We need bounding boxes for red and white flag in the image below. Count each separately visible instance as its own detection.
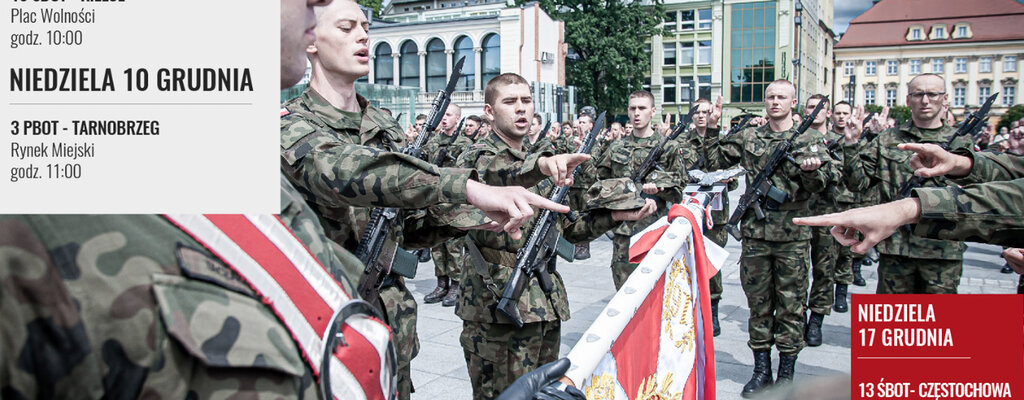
[565,203,728,400]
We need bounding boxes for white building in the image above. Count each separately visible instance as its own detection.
[368,1,573,124]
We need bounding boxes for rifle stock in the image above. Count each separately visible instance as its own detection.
[496,112,606,328]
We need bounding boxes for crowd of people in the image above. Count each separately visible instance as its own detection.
[4,1,1022,399]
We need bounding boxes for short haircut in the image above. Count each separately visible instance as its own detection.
[908,73,945,88]
[484,73,530,105]
[578,114,593,124]
[628,90,655,105]
[611,121,623,129]
[694,98,711,106]
[467,115,482,124]
[533,115,542,124]
[806,94,829,109]
[833,101,852,112]
[415,114,427,121]
[766,80,796,97]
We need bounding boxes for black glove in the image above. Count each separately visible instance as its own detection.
[495,358,571,400]
[534,383,587,400]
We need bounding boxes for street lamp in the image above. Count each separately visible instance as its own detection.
[793,1,803,109]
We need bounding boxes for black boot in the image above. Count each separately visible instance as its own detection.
[852,260,867,287]
[741,350,773,398]
[416,249,432,263]
[804,312,824,347]
[574,243,591,260]
[833,284,849,313]
[441,281,459,307]
[1002,263,1014,274]
[424,276,448,304]
[711,299,721,337]
[776,353,797,384]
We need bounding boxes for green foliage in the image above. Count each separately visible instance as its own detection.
[998,104,1024,130]
[529,0,665,116]
[863,104,911,124]
[358,0,384,18]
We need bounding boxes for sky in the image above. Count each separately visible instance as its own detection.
[833,0,875,34]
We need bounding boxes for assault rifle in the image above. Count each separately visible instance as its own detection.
[495,112,606,328]
[355,56,465,306]
[432,117,466,166]
[858,111,878,143]
[691,113,756,171]
[724,96,829,240]
[631,105,699,184]
[896,92,998,199]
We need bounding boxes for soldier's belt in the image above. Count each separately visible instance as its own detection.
[775,200,808,211]
[478,247,518,267]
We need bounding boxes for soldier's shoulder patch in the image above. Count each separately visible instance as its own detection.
[280,108,290,118]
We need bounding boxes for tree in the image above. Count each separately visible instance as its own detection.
[530,0,664,116]
[357,0,384,18]
[998,104,1024,131]
[864,104,911,124]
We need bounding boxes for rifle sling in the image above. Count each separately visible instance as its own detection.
[464,237,501,298]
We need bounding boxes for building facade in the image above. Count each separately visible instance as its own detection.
[650,0,834,121]
[834,0,1024,125]
[367,1,574,126]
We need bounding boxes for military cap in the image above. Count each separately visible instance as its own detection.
[585,178,646,211]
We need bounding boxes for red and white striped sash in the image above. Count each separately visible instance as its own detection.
[164,214,393,400]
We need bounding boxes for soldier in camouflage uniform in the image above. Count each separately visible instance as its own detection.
[841,74,971,294]
[679,96,737,337]
[704,80,838,397]
[597,91,695,290]
[828,101,872,313]
[422,103,472,306]
[452,73,655,400]
[279,3,586,396]
[796,143,1024,249]
[801,94,843,347]
[1,2,578,397]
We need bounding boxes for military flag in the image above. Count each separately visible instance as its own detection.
[564,201,728,400]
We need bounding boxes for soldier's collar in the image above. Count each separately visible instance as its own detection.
[487,131,528,160]
[301,87,363,132]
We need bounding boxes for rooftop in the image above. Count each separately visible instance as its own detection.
[836,0,1024,49]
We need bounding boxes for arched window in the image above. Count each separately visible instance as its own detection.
[453,36,475,91]
[425,38,447,92]
[374,43,393,85]
[481,33,501,86]
[399,40,419,87]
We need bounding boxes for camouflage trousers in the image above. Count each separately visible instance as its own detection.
[460,320,560,400]
[706,224,729,301]
[432,237,464,280]
[808,226,838,315]
[611,234,637,290]
[380,281,420,400]
[833,203,861,286]
[876,254,963,294]
[740,238,811,355]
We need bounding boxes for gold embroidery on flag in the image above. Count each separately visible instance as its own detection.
[636,372,682,400]
[663,253,696,351]
[585,373,616,400]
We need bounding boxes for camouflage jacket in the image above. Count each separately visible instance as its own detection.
[832,129,880,205]
[681,127,738,224]
[597,132,692,236]
[0,177,363,400]
[281,88,465,251]
[453,133,622,325]
[844,121,971,259]
[706,123,839,242]
[422,129,471,168]
[911,149,1024,246]
[807,129,845,213]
